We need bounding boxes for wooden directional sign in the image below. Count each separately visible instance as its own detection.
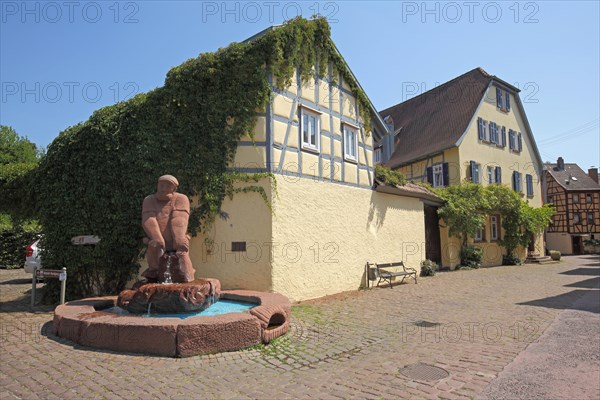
[35,269,67,281]
[71,235,100,245]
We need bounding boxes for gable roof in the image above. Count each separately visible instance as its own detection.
[545,163,600,191]
[244,24,390,140]
[379,68,518,169]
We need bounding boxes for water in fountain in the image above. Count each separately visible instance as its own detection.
[163,252,174,284]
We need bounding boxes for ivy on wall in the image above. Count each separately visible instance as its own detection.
[34,17,373,301]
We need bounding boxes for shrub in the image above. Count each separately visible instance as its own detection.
[420,260,438,277]
[549,250,561,261]
[460,246,482,269]
[502,253,522,265]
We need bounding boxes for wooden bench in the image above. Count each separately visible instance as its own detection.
[374,261,418,288]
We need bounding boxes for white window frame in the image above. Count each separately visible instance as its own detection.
[573,193,580,203]
[343,124,358,162]
[473,163,481,184]
[587,213,594,224]
[475,226,484,242]
[490,215,499,241]
[573,213,581,224]
[300,107,320,152]
[432,164,444,188]
[487,166,495,184]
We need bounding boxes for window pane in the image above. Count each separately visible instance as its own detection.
[310,116,316,145]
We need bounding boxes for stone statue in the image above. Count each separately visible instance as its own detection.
[141,175,194,283]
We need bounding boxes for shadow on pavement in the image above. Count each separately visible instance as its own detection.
[559,268,600,276]
[564,277,600,289]
[0,278,33,285]
[518,289,600,314]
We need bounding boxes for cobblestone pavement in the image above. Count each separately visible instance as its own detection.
[1,255,599,399]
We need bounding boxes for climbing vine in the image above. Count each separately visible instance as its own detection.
[33,17,368,300]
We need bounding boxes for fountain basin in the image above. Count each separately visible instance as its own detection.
[53,290,291,357]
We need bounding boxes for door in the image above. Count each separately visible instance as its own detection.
[424,205,442,263]
[572,236,583,254]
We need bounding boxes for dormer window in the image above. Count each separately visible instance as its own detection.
[496,87,511,112]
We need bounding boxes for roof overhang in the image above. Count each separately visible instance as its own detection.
[374,179,444,205]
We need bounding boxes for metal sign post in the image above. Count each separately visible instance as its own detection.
[31,268,68,306]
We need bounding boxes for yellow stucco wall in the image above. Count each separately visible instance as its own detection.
[271,177,425,301]
[188,179,274,291]
[459,86,543,208]
[546,233,573,255]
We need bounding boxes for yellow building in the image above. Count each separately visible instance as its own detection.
[379,68,546,268]
[186,27,434,301]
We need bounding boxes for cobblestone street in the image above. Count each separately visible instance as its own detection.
[1,255,599,399]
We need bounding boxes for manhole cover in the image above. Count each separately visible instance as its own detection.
[413,320,440,328]
[400,363,449,381]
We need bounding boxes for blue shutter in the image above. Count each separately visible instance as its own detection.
[496,87,502,108]
[478,117,484,140]
[518,133,523,152]
[505,90,510,111]
[512,171,517,191]
[442,163,449,187]
[501,127,507,147]
[470,161,476,183]
[495,166,502,184]
[426,167,433,185]
[526,175,533,196]
[508,130,514,150]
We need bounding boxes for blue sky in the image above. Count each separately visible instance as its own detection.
[1,1,599,170]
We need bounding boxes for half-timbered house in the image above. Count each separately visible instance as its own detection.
[544,158,600,254]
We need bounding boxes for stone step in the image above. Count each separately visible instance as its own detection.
[525,256,558,264]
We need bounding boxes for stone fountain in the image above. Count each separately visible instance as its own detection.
[53,175,290,357]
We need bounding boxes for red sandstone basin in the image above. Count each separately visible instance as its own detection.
[53,290,291,357]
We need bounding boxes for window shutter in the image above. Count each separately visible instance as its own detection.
[505,90,510,111]
[495,166,502,184]
[488,122,493,143]
[526,175,533,196]
[496,87,502,108]
[509,130,514,150]
[470,161,477,183]
[426,166,433,185]
[442,162,449,187]
[512,171,516,191]
[492,123,497,144]
[518,132,523,152]
[501,126,507,147]
[478,118,484,140]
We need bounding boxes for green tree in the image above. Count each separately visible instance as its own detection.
[0,125,41,165]
[436,182,491,247]
[0,125,42,221]
[0,126,42,268]
[485,184,555,257]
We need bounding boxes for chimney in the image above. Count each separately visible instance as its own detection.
[557,157,565,171]
[589,167,599,184]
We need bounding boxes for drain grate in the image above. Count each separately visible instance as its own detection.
[413,320,440,328]
[400,363,449,381]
